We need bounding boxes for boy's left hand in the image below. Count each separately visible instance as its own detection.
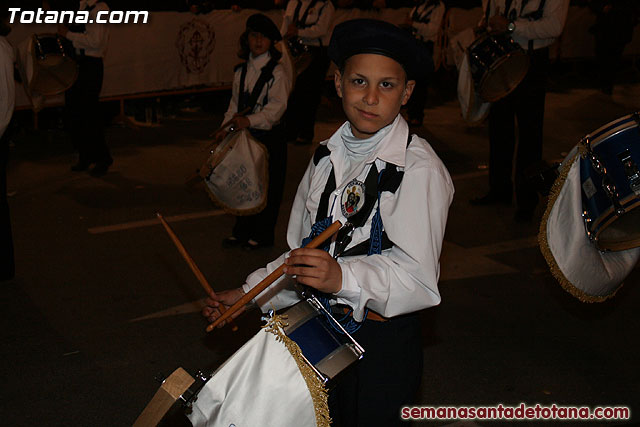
[284,248,342,294]
[229,115,250,131]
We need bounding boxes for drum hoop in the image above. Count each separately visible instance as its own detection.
[478,51,529,102]
[589,120,638,149]
[538,153,623,303]
[590,198,640,250]
[588,114,638,144]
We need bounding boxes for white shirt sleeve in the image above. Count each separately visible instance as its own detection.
[65,3,110,55]
[297,1,335,41]
[241,158,317,311]
[246,63,291,130]
[513,0,570,42]
[335,139,454,320]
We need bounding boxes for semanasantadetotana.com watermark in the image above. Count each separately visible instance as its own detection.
[6,8,149,25]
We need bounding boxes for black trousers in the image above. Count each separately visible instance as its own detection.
[329,312,423,427]
[0,132,14,280]
[231,125,287,245]
[65,55,111,165]
[283,46,330,142]
[487,47,549,212]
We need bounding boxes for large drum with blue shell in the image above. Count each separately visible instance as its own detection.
[580,112,640,252]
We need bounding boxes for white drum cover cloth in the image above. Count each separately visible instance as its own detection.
[457,52,490,124]
[539,146,640,302]
[188,327,321,427]
[204,130,269,215]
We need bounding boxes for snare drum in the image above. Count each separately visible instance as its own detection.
[26,34,78,96]
[580,113,640,252]
[281,297,364,384]
[185,297,363,427]
[467,32,529,102]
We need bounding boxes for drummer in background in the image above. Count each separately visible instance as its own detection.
[57,0,113,177]
[1,3,16,281]
[215,14,291,250]
[204,19,454,425]
[404,0,443,127]
[278,0,335,146]
[470,0,569,222]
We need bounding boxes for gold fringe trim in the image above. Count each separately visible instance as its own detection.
[537,152,622,303]
[262,313,331,427]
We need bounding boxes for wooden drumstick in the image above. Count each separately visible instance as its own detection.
[206,220,343,332]
[156,213,238,332]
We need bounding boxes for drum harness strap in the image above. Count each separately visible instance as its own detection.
[300,134,411,334]
[236,56,280,117]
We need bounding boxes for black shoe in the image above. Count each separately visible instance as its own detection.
[242,239,273,251]
[470,192,512,206]
[90,159,113,177]
[70,161,91,172]
[514,208,534,223]
[222,236,244,248]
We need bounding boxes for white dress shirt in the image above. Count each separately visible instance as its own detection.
[410,0,446,43]
[280,0,335,47]
[223,51,291,131]
[0,36,15,139]
[242,115,454,321]
[484,0,570,50]
[65,0,110,58]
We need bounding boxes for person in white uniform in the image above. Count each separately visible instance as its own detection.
[204,19,454,426]
[57,0,112,176]
[1,5,15,281]
[216,13,292,250]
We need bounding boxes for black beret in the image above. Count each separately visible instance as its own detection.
[328,19,431,80]
[246,13,282,42]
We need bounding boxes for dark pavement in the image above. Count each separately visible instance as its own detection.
[2,62,640,426]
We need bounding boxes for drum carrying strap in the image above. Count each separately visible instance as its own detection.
[301,134,412,333]
[237,57,279,115]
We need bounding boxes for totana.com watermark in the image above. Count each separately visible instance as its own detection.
[7,8,149,24]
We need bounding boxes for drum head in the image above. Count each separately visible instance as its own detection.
[478,50,529,102]
[457,53,490,123]
[539,147,640,302]
[29,34,78,96]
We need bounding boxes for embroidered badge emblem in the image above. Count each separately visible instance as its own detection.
[176,18,216,74]
[341,179,365,218]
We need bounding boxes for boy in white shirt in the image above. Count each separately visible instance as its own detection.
[205,19,454,425]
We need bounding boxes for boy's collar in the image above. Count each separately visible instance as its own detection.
[249,51,270,68]
[327,115,409,167]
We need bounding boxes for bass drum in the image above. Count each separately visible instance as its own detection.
[539,145,640,302]
[21,33,78,96]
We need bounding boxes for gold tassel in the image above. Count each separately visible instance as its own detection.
[537,153,622,303]
[262,314,332,427]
